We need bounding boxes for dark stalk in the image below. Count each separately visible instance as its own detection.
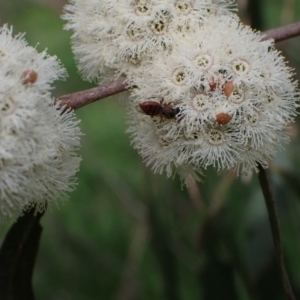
[257,164,296,300]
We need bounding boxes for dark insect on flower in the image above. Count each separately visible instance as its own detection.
[137,99,180,121]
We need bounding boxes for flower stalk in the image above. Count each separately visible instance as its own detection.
[58,79,127,110]
[257,164,296,300]
[262,21,300,42]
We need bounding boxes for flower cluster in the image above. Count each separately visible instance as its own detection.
[127,15,299,183]
[65,1,299,185]
[63,0,236,83]
[0,25,81,221]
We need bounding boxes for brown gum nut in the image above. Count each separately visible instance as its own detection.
[223,81,234,97]
[216,113,232,125]
[21,70,38,84]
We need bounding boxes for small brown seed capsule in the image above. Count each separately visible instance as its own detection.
[209,77,217,91]
[216,113,232,125]
[223,81,234,97]
[21,70,38,84]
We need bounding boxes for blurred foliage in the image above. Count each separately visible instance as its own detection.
[0,0,300,299]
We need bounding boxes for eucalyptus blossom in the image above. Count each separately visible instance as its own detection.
[63,0,237,83]
[0,25,81,221]
[127,15,299,183]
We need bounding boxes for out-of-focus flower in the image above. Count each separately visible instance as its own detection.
[0,25,81,221]
[127,15,299,184]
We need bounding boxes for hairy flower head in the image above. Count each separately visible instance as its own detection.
[63,0,237,83]
[0,25,81,221]
[126,15,299,183]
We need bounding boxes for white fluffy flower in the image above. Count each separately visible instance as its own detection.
[126,15,299,183]
[63,0,237,83]
[0,25,81,221]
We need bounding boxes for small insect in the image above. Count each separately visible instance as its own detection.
[137,99,180,121]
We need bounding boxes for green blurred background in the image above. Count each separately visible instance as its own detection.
[1,0,300,299]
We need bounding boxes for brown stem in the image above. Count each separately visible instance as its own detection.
[257,164,296,300]
[57,79,127,110]
[57,22,300,110]
[261,21,300,42]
